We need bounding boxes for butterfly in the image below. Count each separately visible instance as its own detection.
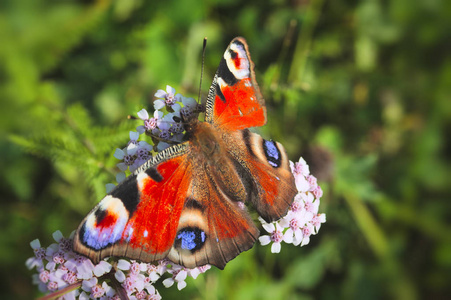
[73,37,297,270]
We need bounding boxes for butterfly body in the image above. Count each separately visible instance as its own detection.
[74,37,297,269]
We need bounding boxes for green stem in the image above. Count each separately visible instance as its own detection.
[37,282,82,300]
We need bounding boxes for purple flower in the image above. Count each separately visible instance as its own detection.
[137,109,163,134]
[154,85,178,108]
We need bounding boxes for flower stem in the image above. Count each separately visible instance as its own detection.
[37,281,82,300]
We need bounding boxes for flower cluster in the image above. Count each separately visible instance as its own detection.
[110,86,199,188]
[26,231,211,299]
[136,86,198,150]
[27,85,326,299]
[258,157,326,252]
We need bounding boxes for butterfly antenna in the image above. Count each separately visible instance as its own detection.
[197,37,208,105]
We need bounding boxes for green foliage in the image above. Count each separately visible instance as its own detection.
[1,0,450,299]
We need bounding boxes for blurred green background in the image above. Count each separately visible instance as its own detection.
[1,0,450,299]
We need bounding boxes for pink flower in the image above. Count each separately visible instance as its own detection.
[301,192,320,214]
[154,85,179,108]
[312,185,323,199]
[258,220,285,253]
[137,109,164,134]
[290,157,310,177]
[300,223,315,246]
[306,175,318,191]
[65,255,95,280]
[26,239,46,269]
[39,270,50,283]
[311,213,327,233]
[91,284,105,298]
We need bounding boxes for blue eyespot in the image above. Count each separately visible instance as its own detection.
[263,139,281,168]
[175,227,206,252]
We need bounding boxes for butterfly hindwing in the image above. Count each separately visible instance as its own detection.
[167,172,259,269]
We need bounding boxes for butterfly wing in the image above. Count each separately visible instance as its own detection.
[206,37,297,222]
[226,129,296,222]
[205,37,266,131]
[166,170,259,269]
[73,144,192,264]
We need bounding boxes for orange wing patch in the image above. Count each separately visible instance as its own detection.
[125,156,191,256]
[214,78,266,131]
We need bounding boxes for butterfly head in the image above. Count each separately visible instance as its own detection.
[178,103,206,135]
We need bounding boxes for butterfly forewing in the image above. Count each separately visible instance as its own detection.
[206,37,266,130]
[73,145,191,264]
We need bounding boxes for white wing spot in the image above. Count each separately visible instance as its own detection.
[144,230,148,237]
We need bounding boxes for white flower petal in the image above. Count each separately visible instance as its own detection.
[117,259,131,270]
[30,239,41,249]
[129,131,140,140]
[149,272,160,282]
[52,230,63,242]
[103,282,116,297]
[295,176,310,192]
[301,236,310,246]
[171,103,181,112]
[189,268,200,279]
[127,143,138,155]
[293,236,302,246]
[82,277,97,291]
[166,85,175,95]
[79,292,90,300]
[136,125,146,134]
[294,228,303,241]
[137,109,149,120]
[114,148,125,160]
[182,97,197,107]
[283,230,293,243]
[262,222,275,233]
[162,278,174,288]
[146,284,156,294]
[157,142,170,152]
[134,275,145,291]
[154,89,166,98]
[258,235,271,246]
[138,141,152,151]
[105,183,116,193]
[271,242,281,253]
[177,280,187,290]
[175,93,183,102]
[94,261,112,277]
[117,162,128,171]
[154,110,164,119]
[116,172,126,183]
[114,270,126,282]
[175,270,187,282]
[154,99,165,110]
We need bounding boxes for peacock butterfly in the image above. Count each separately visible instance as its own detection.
[73,37,297,269]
